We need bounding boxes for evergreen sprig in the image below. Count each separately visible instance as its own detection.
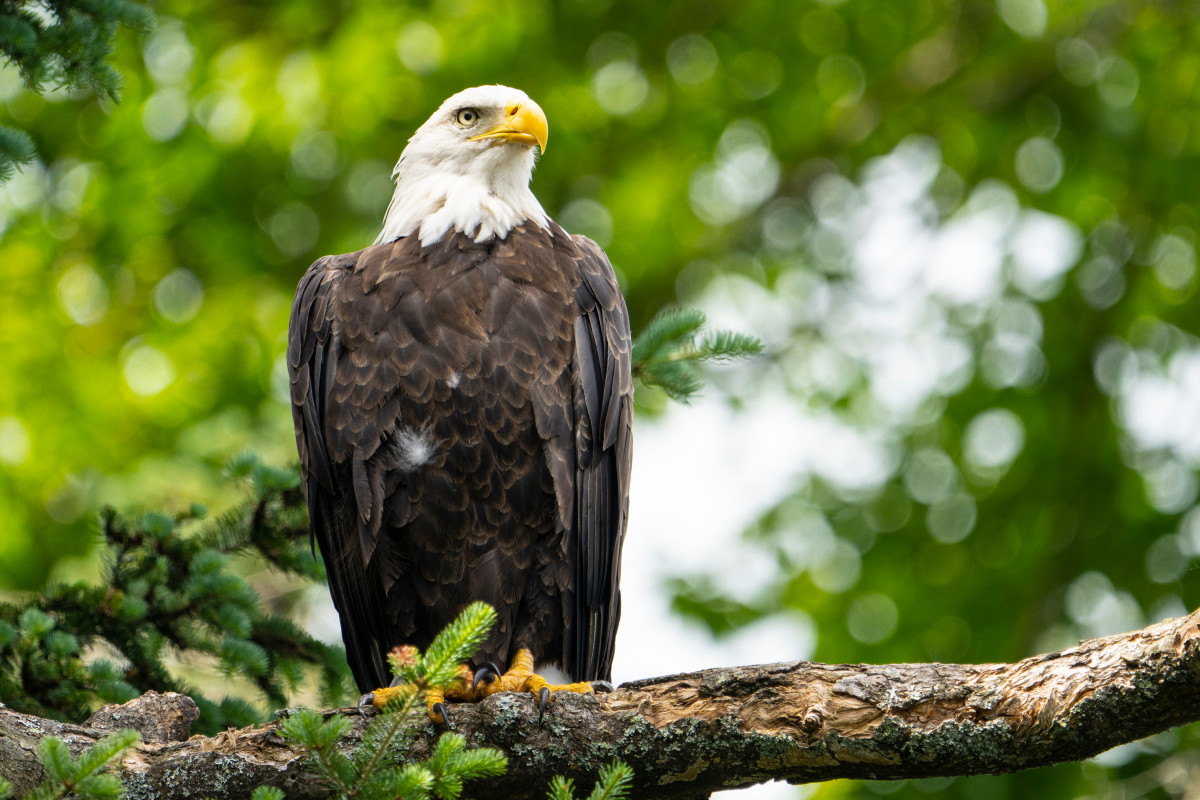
[0,453,349,735]
[0,0,154,179]
[0,124,34,179]
[391,601,496,692]
[278,602,507,800]
[0,729,139,800]
[0,0,153,96]
[632,308,763,402]
[547,762,634,800]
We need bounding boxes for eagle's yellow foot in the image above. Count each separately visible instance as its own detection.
[474,648,597,722]
[360,665,474,726]
[357,683,412,719]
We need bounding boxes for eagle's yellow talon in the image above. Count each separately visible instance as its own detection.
[370,684,408,708]
[477,648,599,712]
[370,663,474,723]
[473,661,503,693]
[428,688,450,725]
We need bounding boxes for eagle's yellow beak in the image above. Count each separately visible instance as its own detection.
[468,100,548,153]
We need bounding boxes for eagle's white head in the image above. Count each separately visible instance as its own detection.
[376,85,551,247]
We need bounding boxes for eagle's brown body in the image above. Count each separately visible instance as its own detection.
[288,221,632,693]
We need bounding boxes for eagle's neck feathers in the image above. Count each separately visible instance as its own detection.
[375,143,550,248]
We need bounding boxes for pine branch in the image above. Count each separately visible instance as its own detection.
[0,0,154,181]
[631,308,763,402]
[407,602,497,688]
[0,729,138,800]
[0,125,35,180]
[1,0,153,97]
[0,454,350,735]
[278,603,506,800]
[585,763,634,800]
[278,711,356,793]
[547,762,634,800]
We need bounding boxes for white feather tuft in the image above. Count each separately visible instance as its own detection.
[376,85,550,247]
[393,426,436,472]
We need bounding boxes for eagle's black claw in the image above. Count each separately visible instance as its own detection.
[358,693,375,718]
[432,702,451,728]
[537,687,551,724]
[473,662,502,692]
[590,680,615,693]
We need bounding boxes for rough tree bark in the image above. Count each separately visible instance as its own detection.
[3,609,1200,799]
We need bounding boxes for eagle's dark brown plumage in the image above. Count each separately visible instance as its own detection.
[288,105,633,697]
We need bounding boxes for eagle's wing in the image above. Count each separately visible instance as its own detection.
[565,235,633,682]
[288,251,392,691]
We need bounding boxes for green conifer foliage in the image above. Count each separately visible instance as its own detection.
[0,123,33,179]
[633,308,763,402]
[278,602,508,800]
[546,762,634,800]
[0,729,139,800]
[0,0,153,178]
[0,454,349,734]
[279,602,633,800]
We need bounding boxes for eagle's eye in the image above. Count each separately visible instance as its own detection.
[455,108,479,126]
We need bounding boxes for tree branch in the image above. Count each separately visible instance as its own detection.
[4,609,1200,799]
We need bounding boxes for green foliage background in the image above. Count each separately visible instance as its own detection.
[2,0,1200,798]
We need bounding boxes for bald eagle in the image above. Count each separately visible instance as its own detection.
[288,86,633,717]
